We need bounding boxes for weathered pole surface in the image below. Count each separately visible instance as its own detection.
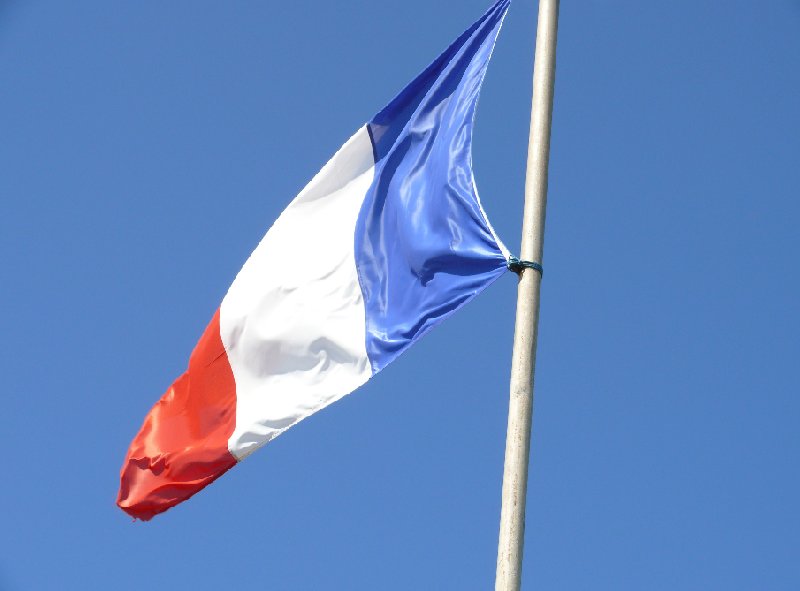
[495,1,559,589]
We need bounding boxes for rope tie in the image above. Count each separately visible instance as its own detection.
[507,256,543,277]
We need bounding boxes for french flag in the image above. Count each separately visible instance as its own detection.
[118,0,512,521]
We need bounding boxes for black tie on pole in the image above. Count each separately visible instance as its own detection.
[506,256,543,277]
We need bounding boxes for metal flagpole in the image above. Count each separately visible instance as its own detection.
[495,0,559,590]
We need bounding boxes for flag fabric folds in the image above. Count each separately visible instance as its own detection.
[118,0,512,520]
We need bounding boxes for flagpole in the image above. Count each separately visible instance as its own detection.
[495,0,559,589]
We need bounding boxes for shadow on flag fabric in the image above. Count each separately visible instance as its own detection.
[118,0,513,521]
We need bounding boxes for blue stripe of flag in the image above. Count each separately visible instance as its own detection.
[355,0,511,373]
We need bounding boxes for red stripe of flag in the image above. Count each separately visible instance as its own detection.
[117,309,238,520]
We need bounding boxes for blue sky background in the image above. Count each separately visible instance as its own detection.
[1,1,799,589]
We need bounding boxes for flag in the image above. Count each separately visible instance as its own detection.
[118,0,512,521]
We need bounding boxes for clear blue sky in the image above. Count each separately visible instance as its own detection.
[1,1,799,589]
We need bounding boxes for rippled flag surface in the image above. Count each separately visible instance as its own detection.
[118,0,513,521]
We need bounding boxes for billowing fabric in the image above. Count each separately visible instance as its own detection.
[222,128,375,461]
[117,0,512,521]
[117,310,237,521]
[359,0,510,371]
